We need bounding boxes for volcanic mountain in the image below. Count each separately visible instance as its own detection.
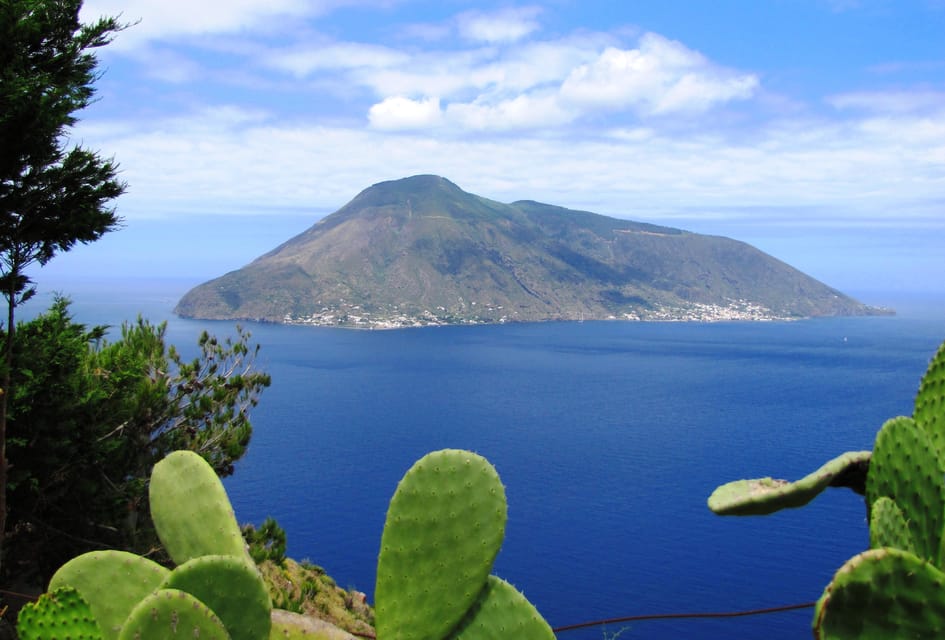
[175,175,884,327]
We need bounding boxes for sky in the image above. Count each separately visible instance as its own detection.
[32,0,945,300]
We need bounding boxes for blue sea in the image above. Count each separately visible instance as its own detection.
[22,281,945,639]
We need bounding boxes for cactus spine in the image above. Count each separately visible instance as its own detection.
[16,587,103,640]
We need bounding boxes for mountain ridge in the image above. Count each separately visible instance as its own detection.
[175,175,889,328]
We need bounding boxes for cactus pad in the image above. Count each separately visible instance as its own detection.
[915,340,945,455]
[865,416,945,565]
[868,496,914,553]
[813,548,945,639]
[163,554,272,640]
[48,550,169,640]
[17,587,103,640]
[707,450,871,515]
[448,576,555,640]
[150,450,248,564]
[118,588,230,640]
[375,449,507,640]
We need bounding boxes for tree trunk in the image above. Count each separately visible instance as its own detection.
[0,281,16,575]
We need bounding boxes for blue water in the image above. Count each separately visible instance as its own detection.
[21,283,945,639]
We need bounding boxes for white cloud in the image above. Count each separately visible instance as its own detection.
[559,33,759,115]
[446,93,574,130]
[74,102,944,233]
[368,96,443,130]
[80,0,381,49]
[265,42,410,77]
[298,31,759,132]
[828,90,945,113]
[456,7,543,44]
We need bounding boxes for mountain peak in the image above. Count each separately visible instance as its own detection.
[351,174,464,204]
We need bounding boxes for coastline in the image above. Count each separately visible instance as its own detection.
[268,299,893,330]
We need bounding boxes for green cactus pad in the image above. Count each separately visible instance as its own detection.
[707,450,871,515]
[17,587,103,640]
[48,550,169,640]
[118,588,230,640]
[150,450,248,564]
[448,576,555,640]
[915,340,945,455]
[869,496,915,553]
[813,547,945,639]
[866,416,945,565]
[163,555,272,640]
[375,449,507,640]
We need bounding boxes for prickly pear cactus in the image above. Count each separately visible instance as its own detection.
[118,588,231,640]
[868,496,914,553]
[813,548,945,639]
[712,339,945,639]
[48,550,169,640]
[865,415,945,564]
[448,576,555,640]
[150,450,248,564]
[17,587,102,640]
[375,449,507,640]
[915,340,945,454]
[163,554,272,640]
[707,450,870,516]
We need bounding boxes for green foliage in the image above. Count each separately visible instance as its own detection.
[255,557,374,637]
[243,518,288,565]
[0,0,126,575]
[3,299,269,583]
[710,338,945,638]
[0,0,126,291]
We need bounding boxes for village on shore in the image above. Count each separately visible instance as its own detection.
[282,298,790,330]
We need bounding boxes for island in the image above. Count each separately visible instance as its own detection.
[175,175,891,328]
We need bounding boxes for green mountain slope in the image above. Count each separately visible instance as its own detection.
[175,175,887,327]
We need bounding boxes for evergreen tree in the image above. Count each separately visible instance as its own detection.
[0,0,125,569]
[5,299,271,583]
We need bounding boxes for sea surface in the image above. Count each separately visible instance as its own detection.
[21,281,945,639]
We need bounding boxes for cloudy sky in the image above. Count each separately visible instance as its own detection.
[36,0,945,298]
